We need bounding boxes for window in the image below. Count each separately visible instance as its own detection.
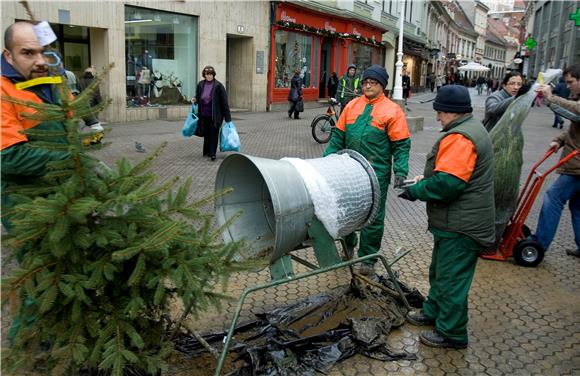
[274,29,312,88]
[352,43,374,72]
[125,6,198,106]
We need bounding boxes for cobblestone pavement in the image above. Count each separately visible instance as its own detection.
[92,88,580,375]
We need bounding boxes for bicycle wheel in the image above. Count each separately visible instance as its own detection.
[311,116,335,144]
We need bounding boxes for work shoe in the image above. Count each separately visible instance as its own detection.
[89,122,104,132]
[407,310,435,326]
[419,329,467,349]
[566,249,580,258]
[357,263,375,276]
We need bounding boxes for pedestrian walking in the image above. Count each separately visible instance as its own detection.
[402,71,411,108]
[287,69,303,120]
[327,71,339,99]
[399,85,495,349]
[476,76,486,95]
[435,75,444,92]
[192,65,231,161]
[324,64,411,276]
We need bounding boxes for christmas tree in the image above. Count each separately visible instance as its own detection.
[2,6,252,374]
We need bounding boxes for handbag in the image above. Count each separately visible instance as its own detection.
[181,104,199,137]
[219,121,241,152]
[296,99,304,113]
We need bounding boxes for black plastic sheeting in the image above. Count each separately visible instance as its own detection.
[176,276,424,375]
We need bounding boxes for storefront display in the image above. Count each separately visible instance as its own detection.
[275,30,312,88]
[269,2,386,104]
[125,6,197,107]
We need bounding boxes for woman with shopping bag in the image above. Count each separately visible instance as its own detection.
[192,65,231,161]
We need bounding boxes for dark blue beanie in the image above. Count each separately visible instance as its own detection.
[362,64,389,88]
[433,85,472,113]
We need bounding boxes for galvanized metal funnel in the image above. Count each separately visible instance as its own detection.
[215,151,380,263]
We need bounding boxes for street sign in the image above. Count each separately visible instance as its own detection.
[524,37,537,51]
[514,58,523,64]
[569,8,580,26]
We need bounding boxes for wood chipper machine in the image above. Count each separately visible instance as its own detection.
[212,150,411,375]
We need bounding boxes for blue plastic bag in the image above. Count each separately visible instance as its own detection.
[181,104,199,138]
[219,121,241,152]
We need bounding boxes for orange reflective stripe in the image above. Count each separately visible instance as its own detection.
[434,133,477,182]
[1,76,43,150]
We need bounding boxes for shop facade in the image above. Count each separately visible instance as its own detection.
[269,2,386,105]
[2,1,270,123]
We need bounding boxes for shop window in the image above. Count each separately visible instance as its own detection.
[275,30,312,88]
[352,43,373,72]
[125,6,198,107]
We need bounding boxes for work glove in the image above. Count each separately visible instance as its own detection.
[394,175,406,189]
[398,188,416,202]
[516,83,532,98]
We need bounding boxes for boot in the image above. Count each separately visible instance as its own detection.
[419,329,467,349]
[407,310,435,326]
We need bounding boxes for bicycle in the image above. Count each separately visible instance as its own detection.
[311,98,340,144]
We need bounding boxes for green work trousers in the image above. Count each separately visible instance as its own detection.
[422,231,480,344]
[345,181,387,264]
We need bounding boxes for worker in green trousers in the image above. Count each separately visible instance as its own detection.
[324,65,411,276]
[398,85,495,348]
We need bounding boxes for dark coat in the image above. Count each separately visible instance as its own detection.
[327,74,339,97]
[195,79,231,127]
[78,74,102,107]
[288,74,302,102]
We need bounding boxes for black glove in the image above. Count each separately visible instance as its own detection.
[398,188,416,201]
[394,175,406,189]
[516,83,532,98]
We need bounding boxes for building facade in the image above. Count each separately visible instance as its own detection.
[527,0,579,77]
[483,30,507,79]
[425,1,478,83]
[2,1,270,122]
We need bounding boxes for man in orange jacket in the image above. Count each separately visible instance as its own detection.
[1,21,70,230]
[324,64,411,275]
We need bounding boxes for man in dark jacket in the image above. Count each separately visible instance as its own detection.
[337,64,360,109]
[533,65,580,257]
[399,85,495,349]
[552,76,571,128]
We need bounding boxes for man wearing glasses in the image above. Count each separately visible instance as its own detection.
[483,71,527,132]
[323,64,411,276]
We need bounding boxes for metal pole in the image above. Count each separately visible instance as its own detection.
[392,0,406,100]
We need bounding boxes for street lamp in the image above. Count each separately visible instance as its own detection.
[392,0,406,101]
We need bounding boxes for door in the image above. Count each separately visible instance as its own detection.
[319,38,332,98]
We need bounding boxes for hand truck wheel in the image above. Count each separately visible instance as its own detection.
[513,239,545,267]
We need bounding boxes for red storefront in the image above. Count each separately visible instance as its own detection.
[268,2,386,105]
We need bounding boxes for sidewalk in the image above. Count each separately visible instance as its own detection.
[92,94,579,375]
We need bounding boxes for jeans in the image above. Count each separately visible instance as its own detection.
[534,174,580,251]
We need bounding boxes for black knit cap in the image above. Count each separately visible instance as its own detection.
[362,64,389,88]
[433,85,473,113]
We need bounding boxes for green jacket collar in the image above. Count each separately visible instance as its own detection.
[442,114,473,133]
